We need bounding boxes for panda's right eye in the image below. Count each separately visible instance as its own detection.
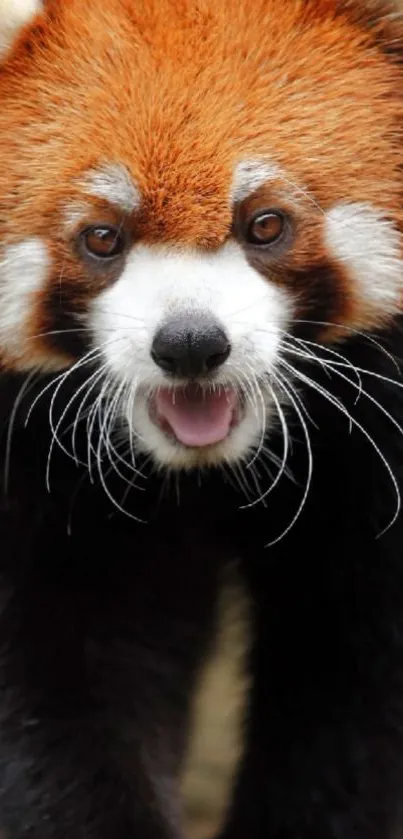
[245,210,286,247]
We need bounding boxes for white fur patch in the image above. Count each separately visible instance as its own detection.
[231,160,281,204]
[325,203,403,314]
[63,201,94,233]
[0,238,48,358]
[90,241,291,468]
[81,163,141,214]
[0,0,41,57]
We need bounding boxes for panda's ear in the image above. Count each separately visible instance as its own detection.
[0,0,42,58]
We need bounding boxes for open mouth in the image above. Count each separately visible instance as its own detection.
[149,384,242,448]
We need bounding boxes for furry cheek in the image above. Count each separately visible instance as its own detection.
[324,203,403,335]
[0,237,69,371]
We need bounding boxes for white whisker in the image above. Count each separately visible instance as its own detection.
[4,371,39,495]
[239,379,290,510]
[46,361,108,490]
[281,357,401,537]
[261,369,313,547]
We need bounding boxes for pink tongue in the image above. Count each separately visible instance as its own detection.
[155,386,238,447]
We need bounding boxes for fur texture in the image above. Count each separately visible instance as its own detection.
[0,1,403,837]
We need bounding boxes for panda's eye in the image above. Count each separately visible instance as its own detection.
[81,225,126,260]
[245,210,286,246]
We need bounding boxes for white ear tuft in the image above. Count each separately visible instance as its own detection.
[0,0,42,58]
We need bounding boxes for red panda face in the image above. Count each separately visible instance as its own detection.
[0,0,402,470]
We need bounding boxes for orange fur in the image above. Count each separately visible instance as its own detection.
[0,0,402,363]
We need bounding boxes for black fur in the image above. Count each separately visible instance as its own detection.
[2,318,403,838]
[0,372,228,837]
[220,320,403,839]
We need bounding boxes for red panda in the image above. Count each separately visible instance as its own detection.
[0,0,403,837]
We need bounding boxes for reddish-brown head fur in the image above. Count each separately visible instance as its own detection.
[0,0,402,467]
[0,2,402,218]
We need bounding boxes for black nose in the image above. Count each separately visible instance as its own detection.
[151,312,231,377]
